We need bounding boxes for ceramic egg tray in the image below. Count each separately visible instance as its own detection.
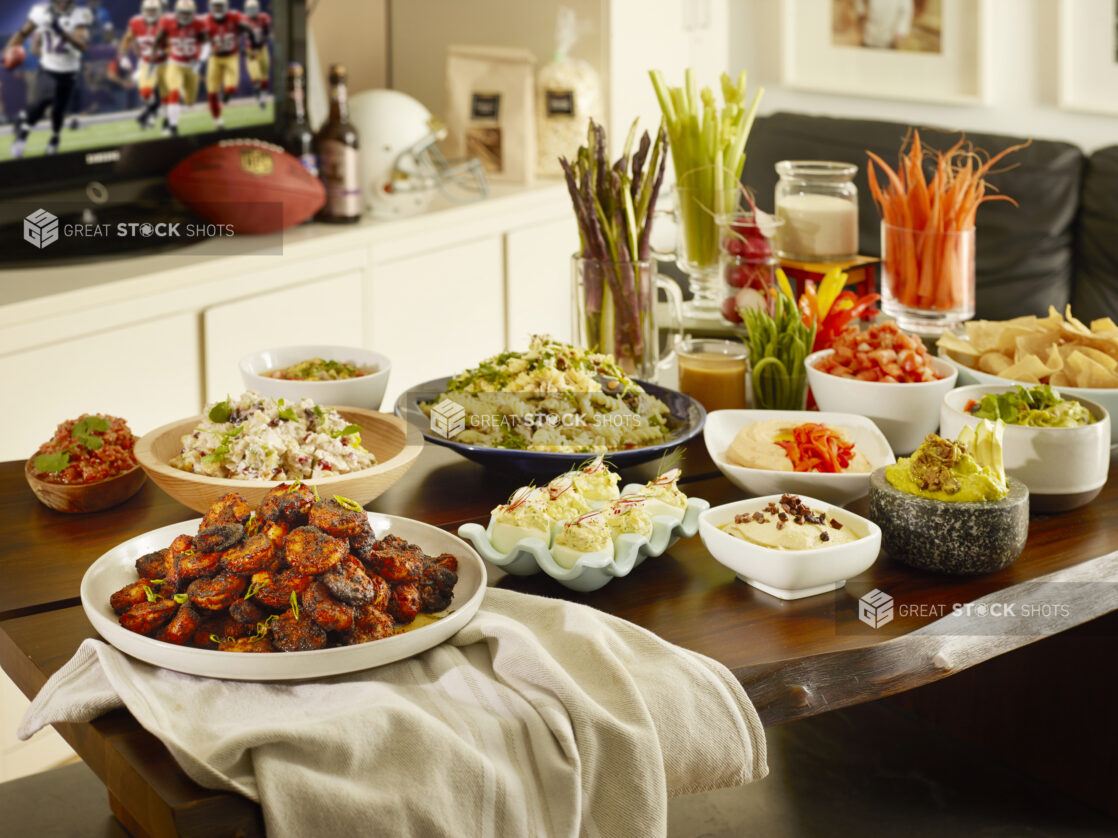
[457,484,710,592]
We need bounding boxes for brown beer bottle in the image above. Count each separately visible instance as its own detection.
[283,63,318,177]
[314,64,362,223]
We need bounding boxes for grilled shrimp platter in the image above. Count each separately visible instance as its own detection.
[80,483,486,680]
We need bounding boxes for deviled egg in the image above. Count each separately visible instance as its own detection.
[625,468,688,522]
[604,496,654,541]
[571,455,621,507]
[488,487,554,553]
[544,474,593,520]
[552,511,615,569]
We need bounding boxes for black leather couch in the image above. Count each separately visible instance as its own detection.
[739,112,1118,321]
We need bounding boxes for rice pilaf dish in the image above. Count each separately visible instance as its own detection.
[422,337,674,452]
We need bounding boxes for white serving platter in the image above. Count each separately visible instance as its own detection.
[80,513,486,681]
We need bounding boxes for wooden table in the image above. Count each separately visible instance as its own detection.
[3,441,1117,837]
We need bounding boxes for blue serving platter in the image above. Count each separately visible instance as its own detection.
[394,376,706,475]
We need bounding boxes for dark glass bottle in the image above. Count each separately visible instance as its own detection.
[314,64,362,223]
[282,62,318,177]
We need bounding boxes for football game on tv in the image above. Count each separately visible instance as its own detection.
[0,0,275,160]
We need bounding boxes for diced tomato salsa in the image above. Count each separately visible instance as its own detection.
[812,322,945,383]
[31,414,138,485]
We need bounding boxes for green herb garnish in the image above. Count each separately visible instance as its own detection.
[290,591,300,620]
[330,424,361,439]
[173,593,189,604]
[277,406,298,421]
[244,578,269,600]
[142,585,158,603]
[72,415,109,450]
[209,634,234,645]
[333,495,363,512]
[208,398,232,423]
[201,425,243,465]
[33,451,70,474]
[250,614,278,641]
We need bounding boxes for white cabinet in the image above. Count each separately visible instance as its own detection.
[505,215,578,347]
[202,272,366,404]
[369,236,505,407]
[0,312,200,461]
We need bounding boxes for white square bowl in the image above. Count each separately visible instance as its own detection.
[703,410,896,507]
[699,495,882,600]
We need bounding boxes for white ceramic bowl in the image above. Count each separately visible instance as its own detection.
[939,384,1111,511]
[804,350,958,455]
[240,345,392,411]
[699,495,880,600]
[938,350,1118,447]
[703,409,896,507]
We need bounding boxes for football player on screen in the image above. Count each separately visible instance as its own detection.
[154,0,209,136]
[3,0,92,157]
[116,0,168,130]
[242,0,271,109]
[204,0,253,128]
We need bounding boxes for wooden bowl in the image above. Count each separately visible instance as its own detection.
[25,460,147,514]
[133,407,423,514]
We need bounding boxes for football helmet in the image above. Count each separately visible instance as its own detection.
[348,89,488,219]
[244,0,259,18]
[141,0,162,23]
[174,0,195,24]
[210,0,227,19]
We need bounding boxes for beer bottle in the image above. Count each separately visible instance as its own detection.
[314,64,362,223]
[283,62,318,177]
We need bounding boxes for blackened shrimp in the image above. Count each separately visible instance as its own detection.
[135,549,169,580]
[155,603,202,646]
[270,610,327,652]
[220,532,276,575]
[200,493,252,529]
[308,497,368,538]
[195,523,244,554]
[284,526,346,575]
[344,609,395,644]
[119,599,177,635]
[259,482,316,525]
[321,555,379,606]
[301,581,355,633]
[387,583,421,625]
[187,572,248,611]
[249,568,312,610]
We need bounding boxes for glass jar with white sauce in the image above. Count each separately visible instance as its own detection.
[774,161,859,262]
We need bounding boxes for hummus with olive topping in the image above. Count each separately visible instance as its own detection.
[727,420,871,473]
[720,494,862,550]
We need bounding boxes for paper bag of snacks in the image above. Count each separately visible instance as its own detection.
[446,45,536,184]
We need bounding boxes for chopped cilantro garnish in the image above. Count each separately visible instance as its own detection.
[330,424,361,438]
[33,451,70,474]
[208,398,232,423]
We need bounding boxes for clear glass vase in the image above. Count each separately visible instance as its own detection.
[881,222,976,334]
[571,256,684,380]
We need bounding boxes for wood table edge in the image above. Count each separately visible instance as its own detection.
[741,549,1118,725]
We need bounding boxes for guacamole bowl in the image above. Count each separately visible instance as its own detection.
[940,385,1110,512]
[868,468,1029,575]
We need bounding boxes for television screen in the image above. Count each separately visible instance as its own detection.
[0,0,276,161]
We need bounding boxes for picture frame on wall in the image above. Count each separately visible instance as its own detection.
[780,0,991,105]
[1058,0,1118,115]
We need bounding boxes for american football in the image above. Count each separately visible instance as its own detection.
[3,45,26,70]
[167,139,326,234]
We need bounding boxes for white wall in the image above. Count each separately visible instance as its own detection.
[730,0,1118,153]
